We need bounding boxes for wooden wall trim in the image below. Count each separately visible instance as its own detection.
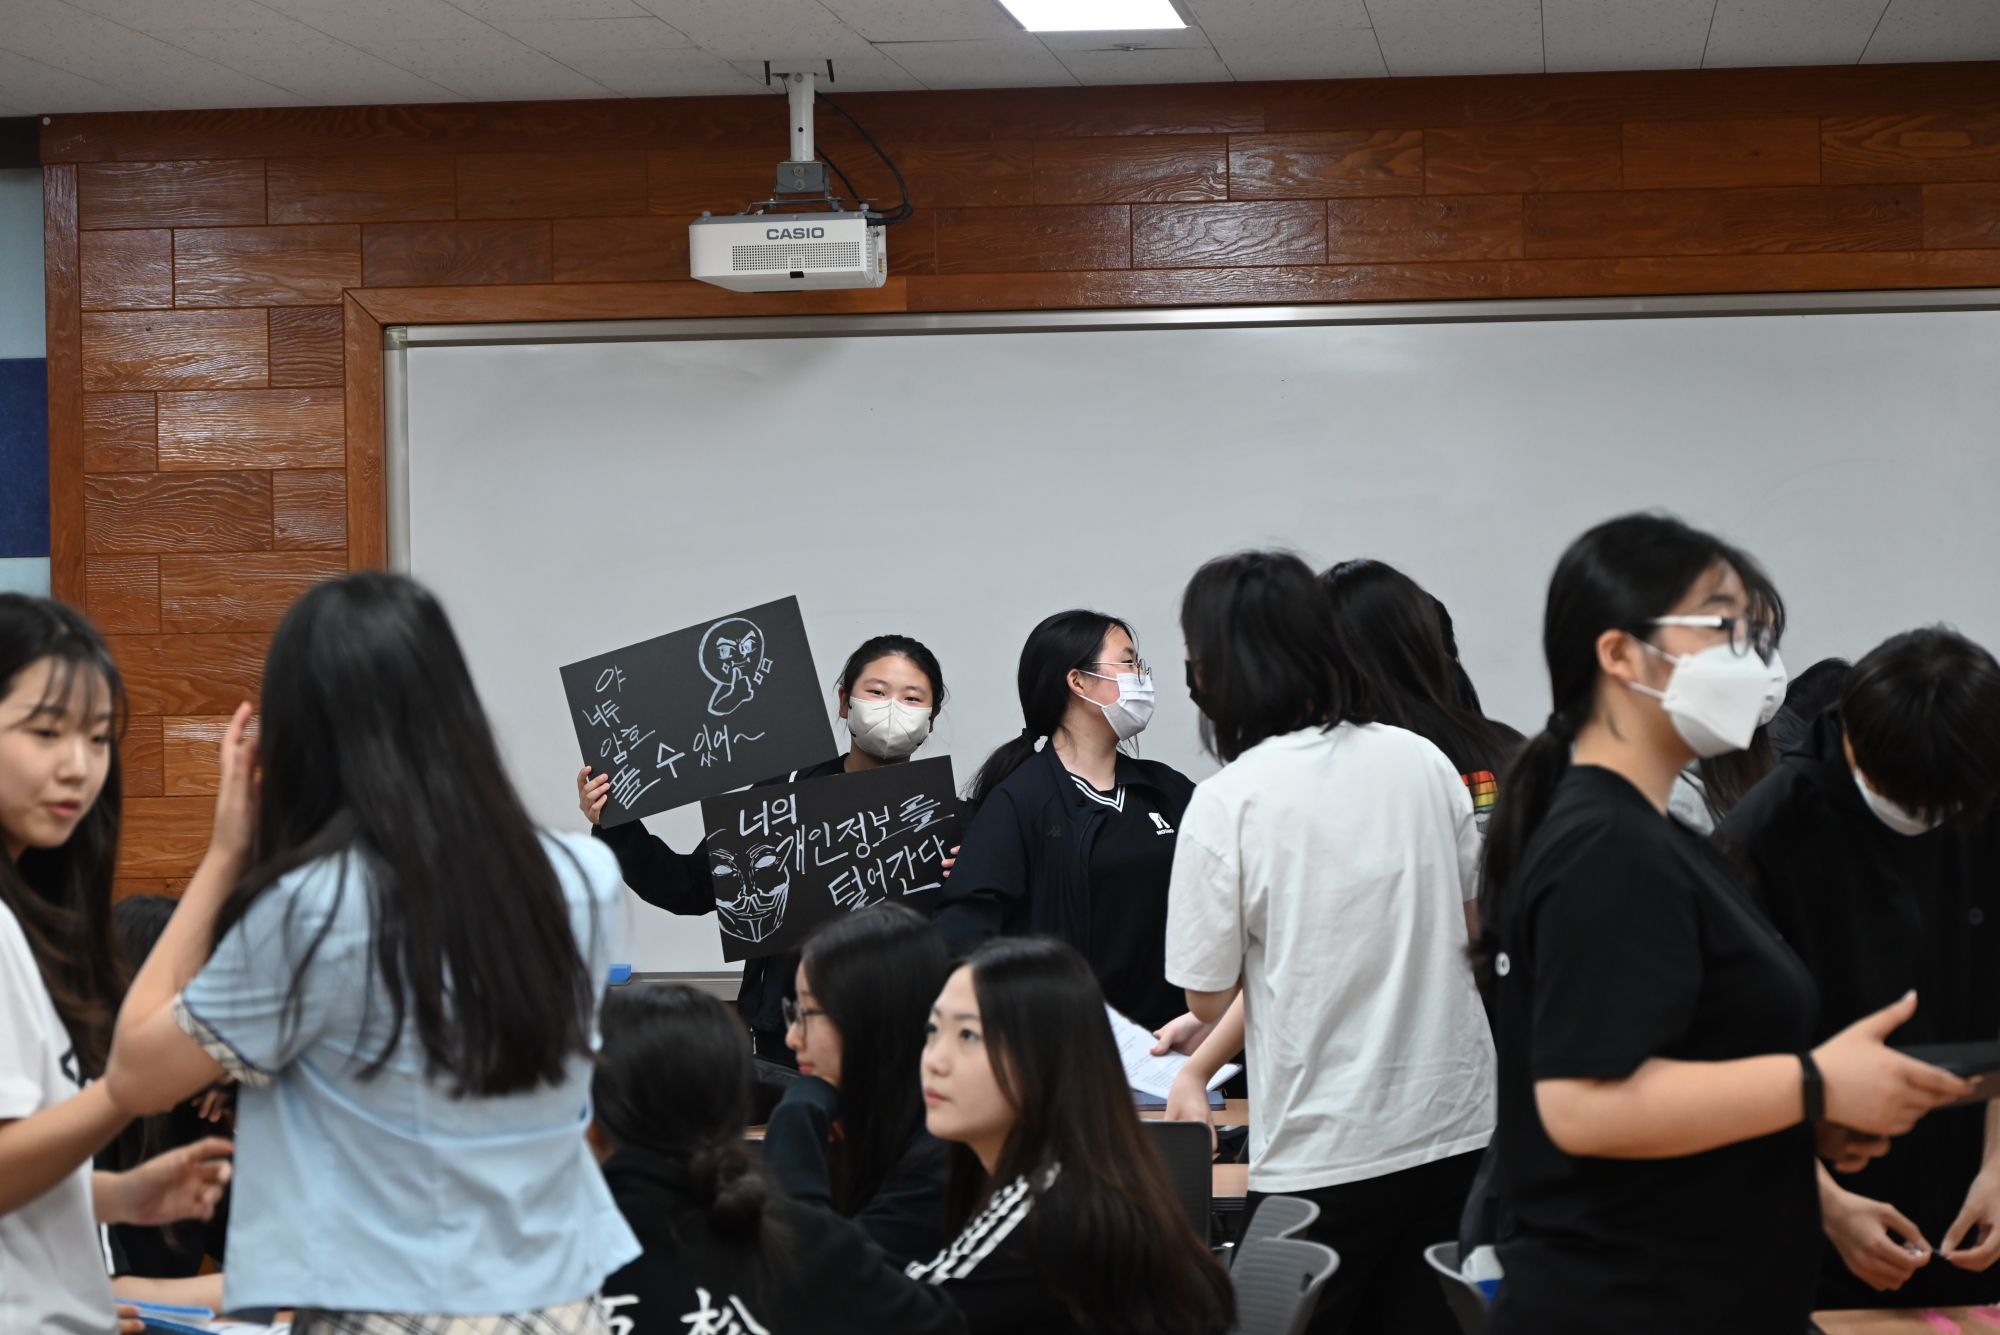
[45,166,84,606]
[343,295,385,570]
[349,278,910,326]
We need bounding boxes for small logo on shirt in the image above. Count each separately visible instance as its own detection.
[1495,952,1511,977]
[1149,812,1175,836]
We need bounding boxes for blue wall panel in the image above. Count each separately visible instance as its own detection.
[0,357,50,558]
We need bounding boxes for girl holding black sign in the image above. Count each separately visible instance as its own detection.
[579,634,950,1069]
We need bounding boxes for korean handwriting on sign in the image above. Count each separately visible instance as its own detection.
[580,664,687,812]
[796,792,950,912]
[693,722,765,769]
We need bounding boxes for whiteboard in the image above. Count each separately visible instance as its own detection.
[400,295,2000,975]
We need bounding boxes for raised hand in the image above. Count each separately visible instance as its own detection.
[577,767,611,825]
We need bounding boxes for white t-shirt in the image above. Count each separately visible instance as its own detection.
[1165,722,1496,1193]
[0,899,117,1334]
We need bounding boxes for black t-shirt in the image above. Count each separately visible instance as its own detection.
[1721,708,2000,1309]
[1490,765,1820,1335]
[1077,776,1186,1031]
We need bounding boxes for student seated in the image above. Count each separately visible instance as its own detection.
[763,903,951,1267]
[589,984,965,1335]
[1721,627,2000,1309]
[909,936,1233,1335]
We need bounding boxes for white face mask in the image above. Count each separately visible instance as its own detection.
[1758,649,1789,727]
[845,695,931,760]
[1628,640,1774,758]
[1077,670,1155,742]
[1853,769,1946,837]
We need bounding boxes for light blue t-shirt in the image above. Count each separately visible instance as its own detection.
[179,831,640,1316]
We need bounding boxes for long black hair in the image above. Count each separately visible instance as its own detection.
[0,594,126,1078]
[1478,514,1774,980]
[1321,559,1511,776]
[210,572,593,1097]
[1179,551,1349,764]
[950,937,1233,1335]
[798,903,948,1217]
[968,610,1130,806]
[592,984,769,1242]
[835,634,947,716]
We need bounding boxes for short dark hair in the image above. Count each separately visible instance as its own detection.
[1179,551,1347,763]
[835,635,946,716]
[1841,628,2000,824]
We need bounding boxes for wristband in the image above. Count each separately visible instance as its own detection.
[1799,1051,1826,1124]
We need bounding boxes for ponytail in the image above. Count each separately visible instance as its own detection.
[1473,712,1579,990]
[691,1140,767,1239]
[968,611,1131,807]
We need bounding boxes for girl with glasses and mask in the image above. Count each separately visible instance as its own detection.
[1481,513,1970,1335]
[937,611,1194,1032]
[577,635,950,1080]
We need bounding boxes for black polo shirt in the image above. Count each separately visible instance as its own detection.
[1490,764,1820,1335]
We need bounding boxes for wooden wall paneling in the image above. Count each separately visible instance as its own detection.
[850,141,1035,209]
[273,470,348,549]
[117,796,216,878]
[112,880,174,902]
[45,165,85,605]
[268,307,346,385]
[987,84,1264,138]
[1327,195,1525,262]
[85,472,273,553]
[77,160,264,228]
[456,150,648,218]
[79,229,172,309]
[349,279,910,326]
[157,388,345,470]
[1822,113,2000,183]
[122,713,163,798]
[162,715,235,795]
[648,144,777,216]
[888,211,937,276]
[1425,124,1624,194]
[84,554,161,633]
[83,393,156,473]
[343,295,385,571]
[1720,184,1922,253]
[1227,130,1425,199]
[160,551,349,632]
[82,309,268,391]
[1132,201,1326,267]
[552,216,693,283]
[267,154,457,223]
[1924,183,2000,248]
[1621,118,1821,188]
[173,224,362,306]
[1523,189,1726,257]
[361,220,552,286]
[106,633,267,716]
[935,206,1131,273]
[1032,136,1227,204]
[1522,184,1923,257]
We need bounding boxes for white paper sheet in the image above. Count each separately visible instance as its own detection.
[1105,1004,1241,1101]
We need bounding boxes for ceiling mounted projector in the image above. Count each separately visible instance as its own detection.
[689,68,888,294]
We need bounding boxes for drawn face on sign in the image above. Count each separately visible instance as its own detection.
[712,841,791,943]
[699,618,772,717]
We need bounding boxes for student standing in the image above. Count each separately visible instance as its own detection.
[938,612,1190,1031]
[1165,551,1493,1335]
[1481,514,1969,1335]
[580,634,949,1068]
[105,573,640,1328]
[910,935,1232,1335]
[1721,628,2000,1309]
[763,903,952,1266]
[0,596,233,1335]
[589,985,965,1335]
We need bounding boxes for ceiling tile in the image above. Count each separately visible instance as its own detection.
[258,0,501,47]
[1368,0,1545,74]
[1862,0,2000,61]
[496,15,700,58]
[1044,40,1234,84]
[1188,0,1374,33]
[871,35,1078,87]
[370,34,621,97]
[723,50,927,89]
[61,0,289,33]
[1205,27,1388,79]
[1542,0,1712,70]
[1703,0,1887,66]
[0,43,150,113]
[448,0,651,19]
[161,26,468,103]
[818,0,1020,43]
[550,46,766,95]
[7,0,309,108]
[634,0,875,61]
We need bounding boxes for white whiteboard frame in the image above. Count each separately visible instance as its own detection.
[382,285,2000,983]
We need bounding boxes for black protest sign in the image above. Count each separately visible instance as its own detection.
[700,756,959,962]
[559,596,836,826]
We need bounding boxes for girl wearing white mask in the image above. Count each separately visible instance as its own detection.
[578,634,948,1079]
[1481,514,1968,1335]
[938,611,1192,1030]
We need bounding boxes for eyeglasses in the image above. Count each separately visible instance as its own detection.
[1648,615,1778,663]
[782,998,824,1030]
[1083,659,1149,677]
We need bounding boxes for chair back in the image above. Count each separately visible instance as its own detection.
[1423,1241,1490,1335]
[1229,1237,1339,1335]
[1140,1118,1214,1244]
[1234,1194,1320,1266]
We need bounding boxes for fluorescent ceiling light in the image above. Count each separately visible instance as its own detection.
[997,0,1187,31]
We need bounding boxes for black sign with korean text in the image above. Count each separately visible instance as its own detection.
[559,596,837,826]
[699,756,959,962]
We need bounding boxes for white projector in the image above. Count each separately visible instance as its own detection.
[690,212,887,293]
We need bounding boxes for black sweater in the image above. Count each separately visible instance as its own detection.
[905,1166,1090,1335]
[598,1145,965,1335]
[760,1074,949,1268]
[592,755,845,1042]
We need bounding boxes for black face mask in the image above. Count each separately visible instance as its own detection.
[1184,659,1204,708]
